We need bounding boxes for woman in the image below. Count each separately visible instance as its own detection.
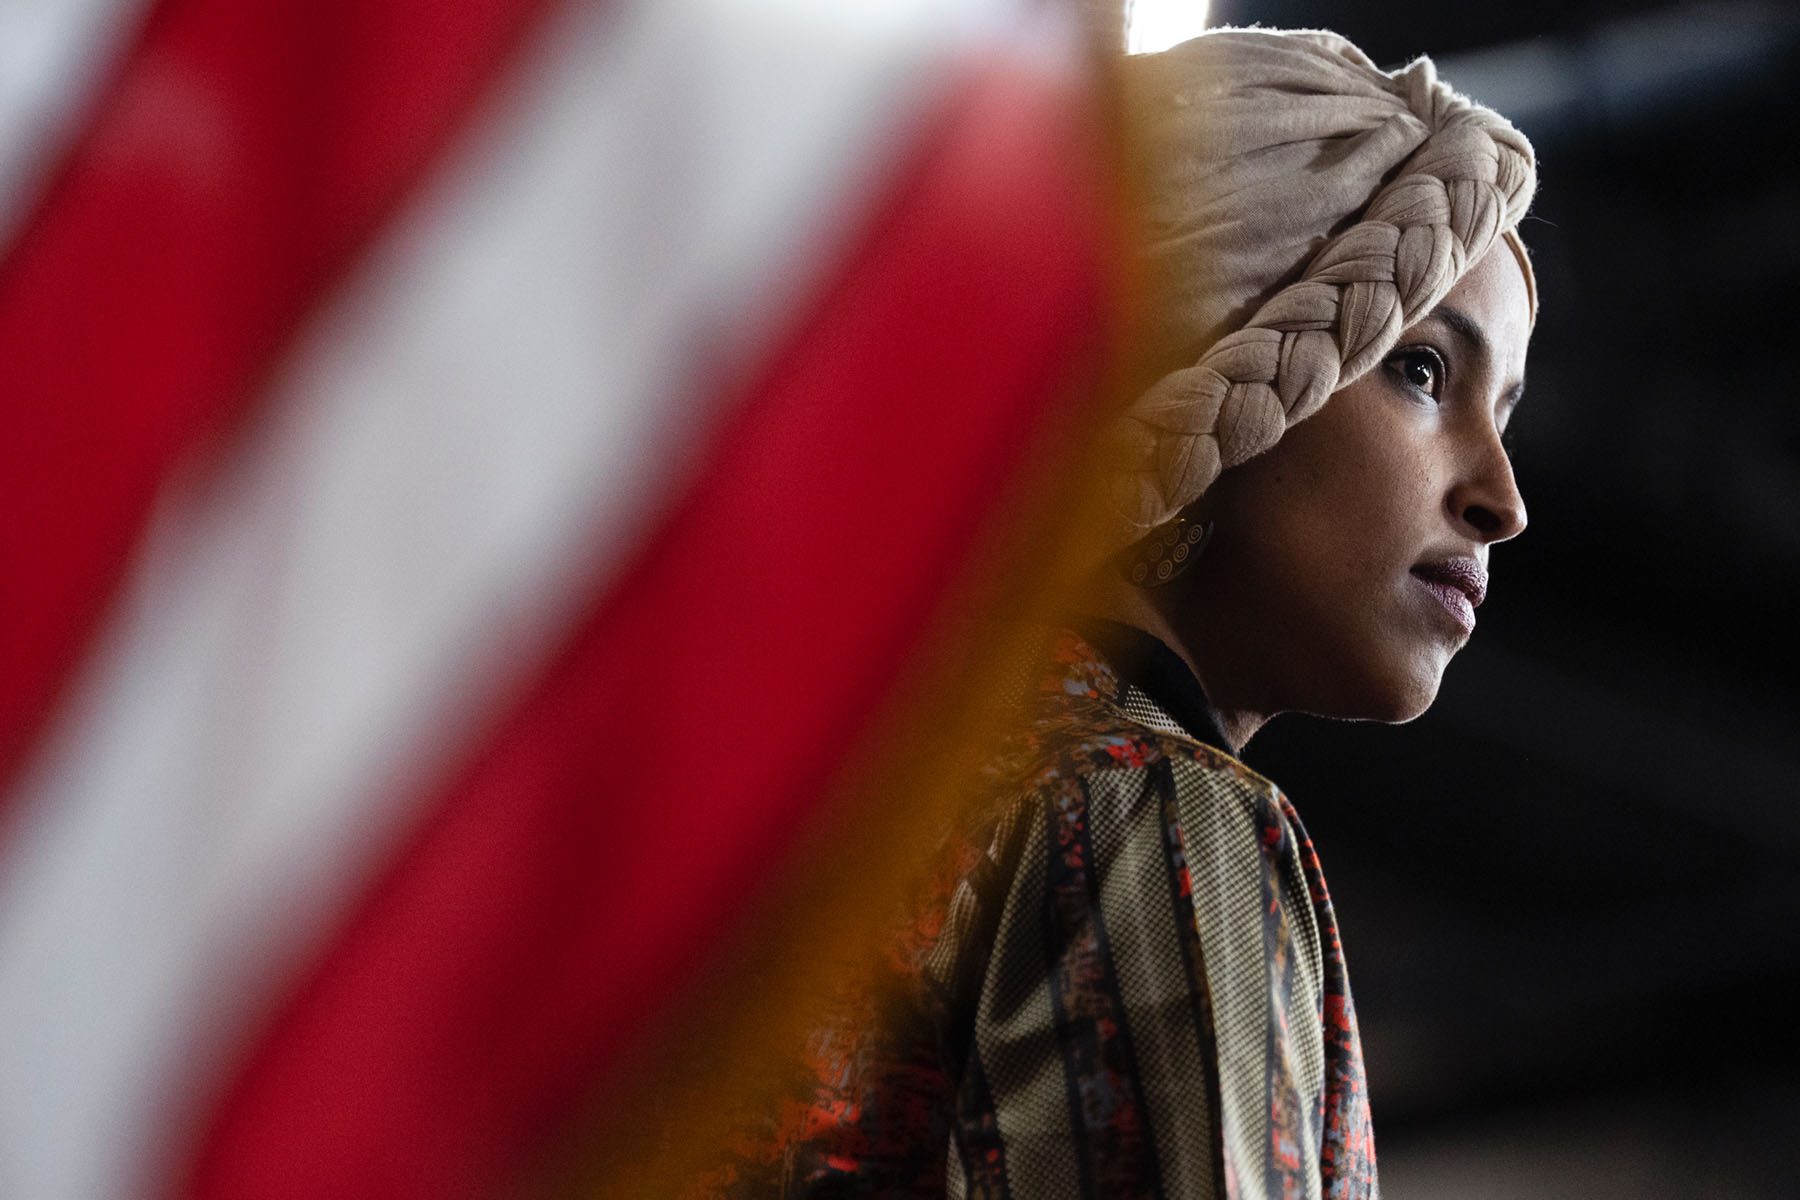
[715,27,1536,1200]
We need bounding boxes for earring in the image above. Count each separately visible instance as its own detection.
[1120,513,1213,587]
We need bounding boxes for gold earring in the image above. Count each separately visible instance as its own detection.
[1120,514,1212,587]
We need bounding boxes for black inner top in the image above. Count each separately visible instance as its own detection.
[1074,617,1233,754]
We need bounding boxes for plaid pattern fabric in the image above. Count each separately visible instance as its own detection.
[705,629,1376,1199]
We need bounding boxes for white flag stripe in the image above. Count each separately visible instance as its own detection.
[0,0,1033,1195]
[0,0,154,248]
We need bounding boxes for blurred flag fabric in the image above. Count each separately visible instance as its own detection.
[0,0,1116,1196]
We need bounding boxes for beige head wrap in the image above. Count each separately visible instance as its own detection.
[1111,29,1537,535]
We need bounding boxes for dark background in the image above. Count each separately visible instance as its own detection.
[1170,2,1800,1196]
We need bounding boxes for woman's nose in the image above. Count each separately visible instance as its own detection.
[1448,433,1528,544]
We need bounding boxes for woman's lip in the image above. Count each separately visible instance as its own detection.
[1411,572,1476,633]
[1412,557,1488,607]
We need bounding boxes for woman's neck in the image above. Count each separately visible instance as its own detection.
[1078,575,1272,754]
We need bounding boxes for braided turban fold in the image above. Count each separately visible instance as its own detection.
[1111,29,1537,536]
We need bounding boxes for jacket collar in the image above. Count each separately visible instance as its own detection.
[1051,619,1234,754]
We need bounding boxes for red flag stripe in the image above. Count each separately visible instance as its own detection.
[0,0,555,791]
[0,5,1027,1193]
[185,50,1107,1200]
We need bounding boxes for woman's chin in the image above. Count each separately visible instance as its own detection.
[1375,651,1451,723]
[1312,647,1449,725]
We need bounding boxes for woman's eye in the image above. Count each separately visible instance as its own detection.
[1390,348,1445,399]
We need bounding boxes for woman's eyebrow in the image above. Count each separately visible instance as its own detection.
[1424,304,1490,366]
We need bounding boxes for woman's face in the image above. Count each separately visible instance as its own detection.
[1174,243,1532,725]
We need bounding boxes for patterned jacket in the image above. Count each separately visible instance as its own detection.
[710,624,1377,1199]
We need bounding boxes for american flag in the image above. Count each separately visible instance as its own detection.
[0,0,1115,1195]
